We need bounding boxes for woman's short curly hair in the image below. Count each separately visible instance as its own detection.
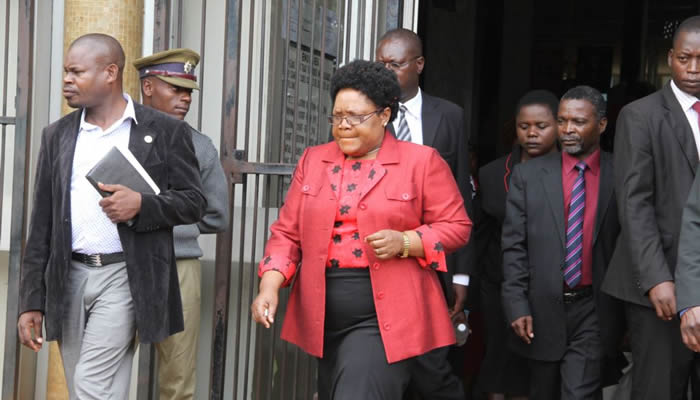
[330,60,401,123]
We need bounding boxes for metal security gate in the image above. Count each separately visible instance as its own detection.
[0,0,407,398]
[211,1,344,397]
[210,1,407,399]
[145,0,405,398]
[1,0,36,398]
[209,1,402,399]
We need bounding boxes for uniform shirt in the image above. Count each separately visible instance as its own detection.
[71,94,136,254]
[561,149,600,287]
[173,127,229,259]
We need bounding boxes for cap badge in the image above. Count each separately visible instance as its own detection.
[183,61,193,74]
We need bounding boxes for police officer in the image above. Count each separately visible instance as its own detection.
[133,49,228,400]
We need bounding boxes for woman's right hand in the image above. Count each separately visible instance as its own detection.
[251,289,279,329]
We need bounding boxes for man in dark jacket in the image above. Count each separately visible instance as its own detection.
[502,86,624,399]
[17,34,205,399]
[602,16,700,399]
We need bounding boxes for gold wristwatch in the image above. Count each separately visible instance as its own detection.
[400,232,410,258]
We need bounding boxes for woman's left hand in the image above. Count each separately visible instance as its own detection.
[366,229,404,259]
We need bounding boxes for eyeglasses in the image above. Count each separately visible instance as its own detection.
[328,108,382,126]
[380,56,422,71]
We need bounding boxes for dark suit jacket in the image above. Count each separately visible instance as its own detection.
[475,146,521,284]
[501,152,623,362]
[602,82,698,307]
[675,170,700,311]
[390,91,472,302]
[19,103,206,343]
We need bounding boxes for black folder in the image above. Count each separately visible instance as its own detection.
[85,146,160,197]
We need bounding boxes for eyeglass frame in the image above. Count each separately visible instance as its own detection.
[379,55,423,71]
[328,107,385,126]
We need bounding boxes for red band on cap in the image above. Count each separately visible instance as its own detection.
[143,69,197,81]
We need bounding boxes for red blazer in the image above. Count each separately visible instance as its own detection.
[259,132,471,363]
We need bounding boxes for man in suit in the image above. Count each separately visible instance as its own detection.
[677,172,700,353]
[376,28,470,399]
[502,86,623,399]
[133,48,228,400]
[601,15,700,399]
[16,34,205,399]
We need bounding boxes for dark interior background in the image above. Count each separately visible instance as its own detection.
[416,0,700,167]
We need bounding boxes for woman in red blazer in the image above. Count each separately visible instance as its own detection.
[251,60,471,399]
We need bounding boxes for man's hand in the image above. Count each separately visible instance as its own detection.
[449,284,467,319]
[681,307,700,352]
[511,315,534,344]
[17,311,44,352]
[98,183,142,223]
[649,281,676,321]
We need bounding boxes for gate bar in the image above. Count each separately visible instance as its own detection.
[209,0,242,398]
[3,0,35,398]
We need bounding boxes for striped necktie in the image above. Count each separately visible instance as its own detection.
[396,105,412,142]
[564,161,586,288]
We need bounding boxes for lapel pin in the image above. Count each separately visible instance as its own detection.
[144,135,153,143]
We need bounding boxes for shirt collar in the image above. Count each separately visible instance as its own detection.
[671,79,699,112]
[562,148,601,176]
[79,93,138,134]
[400,87,422,118]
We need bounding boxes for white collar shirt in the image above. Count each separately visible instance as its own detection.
[392,88,424,145]
[670,79,700,159]
[71,94,138,254]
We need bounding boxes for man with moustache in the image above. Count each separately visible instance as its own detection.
[16,34,205,399]
[602,15,700,399]
[134,49,228,400]
[376,28,470,399]
[502,86,623,399]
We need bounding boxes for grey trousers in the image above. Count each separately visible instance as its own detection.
[58,260,136,400]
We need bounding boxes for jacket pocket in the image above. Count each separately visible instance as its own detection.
[300,182,321,196]
[382,183,419,229]
[300,182,323,238]
[384,182,418,201]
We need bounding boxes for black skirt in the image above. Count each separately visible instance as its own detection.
[317,267,411,400]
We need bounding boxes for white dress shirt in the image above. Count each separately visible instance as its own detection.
[670,79,700,159]
[392,88,470,287]
[392,88,423,145]
[71,94,137,254]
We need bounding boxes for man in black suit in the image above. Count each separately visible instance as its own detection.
[677,172,700,353]
[601,16,700,399]
[16,34,205,399]
[502,86,623,399]
[376,28,470,399]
